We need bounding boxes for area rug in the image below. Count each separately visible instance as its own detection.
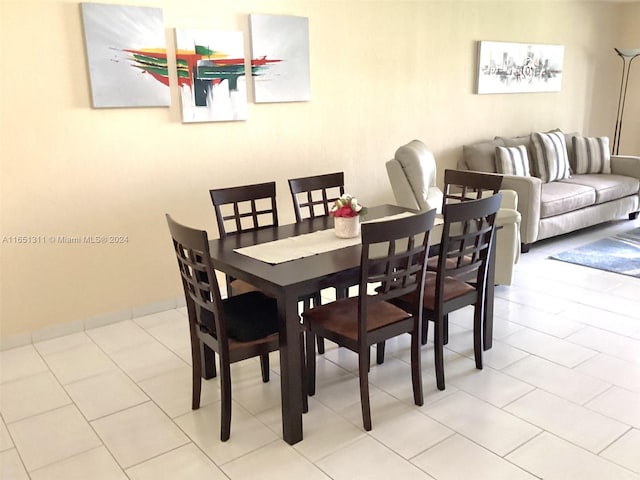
[550,227,640,278]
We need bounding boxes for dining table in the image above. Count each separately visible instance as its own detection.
[207,204,496,445]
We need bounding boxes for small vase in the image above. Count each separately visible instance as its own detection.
[334,216,360,238]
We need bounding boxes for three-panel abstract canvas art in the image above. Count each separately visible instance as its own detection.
[81,3,311,122]
[81,3,565,120]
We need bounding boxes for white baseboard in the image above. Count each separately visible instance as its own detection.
[0,297,184,351]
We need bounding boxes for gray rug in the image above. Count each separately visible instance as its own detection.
[550,227,640,278]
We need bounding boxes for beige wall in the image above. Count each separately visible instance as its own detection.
[617,2,640,155]
[1,0,639,340]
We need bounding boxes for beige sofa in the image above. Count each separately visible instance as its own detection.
[460,131,640,252]
[386,139,521,285]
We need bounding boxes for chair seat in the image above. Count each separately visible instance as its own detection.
[398,271,475,310]
[228,333,279,349]
[230,279,261,295]
[200,291,280,342]
[303,296,411,342]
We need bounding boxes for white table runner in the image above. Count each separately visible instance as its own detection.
[234,212,422,264]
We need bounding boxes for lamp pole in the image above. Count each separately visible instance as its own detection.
[612,48,640,156]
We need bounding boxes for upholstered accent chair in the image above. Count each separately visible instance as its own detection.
[386,139,521,285]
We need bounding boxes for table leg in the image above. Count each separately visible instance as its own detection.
[277,292,304,445]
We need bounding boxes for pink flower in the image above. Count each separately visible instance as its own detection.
[329,194,367,218]
[332,205,358,217]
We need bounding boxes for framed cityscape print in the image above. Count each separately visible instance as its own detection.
[476,41,564,94]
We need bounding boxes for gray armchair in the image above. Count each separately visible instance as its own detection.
[386,140,521,285]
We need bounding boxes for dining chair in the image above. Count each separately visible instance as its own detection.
[288,172,345,354]
[209,181,278,297]
[302,209,437,431]
[393,194,502,391]
[166,214,280,441]
[426,169,503,342]
[288,172,345,222]
[441,168,503,205]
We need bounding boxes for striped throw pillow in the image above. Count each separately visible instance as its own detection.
[571,136,611,174]
[530,131,571,183]
[495,145,531,176]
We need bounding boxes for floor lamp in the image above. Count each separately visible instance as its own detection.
[612,48,640,155]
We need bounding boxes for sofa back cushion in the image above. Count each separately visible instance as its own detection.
[495,145,531,176]
[563,131,580,167]
[571,136,611,174]
[530,131,571,183]
[461,139,505,173]
[498,134,531,150]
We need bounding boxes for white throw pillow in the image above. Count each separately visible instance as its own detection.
[495,145,531,176]
[571,136,611,174]
[530,131,571,183]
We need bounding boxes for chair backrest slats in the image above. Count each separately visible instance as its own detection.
[288,172,344,222]
[359,209,437,338]
[443,169,503,206]
[438,194,502,294]
[209,182,278,237]
[166,214,228,345]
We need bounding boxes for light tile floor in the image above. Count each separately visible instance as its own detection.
[1,218,640,479]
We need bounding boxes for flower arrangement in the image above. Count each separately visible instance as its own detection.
[330,194,367,218]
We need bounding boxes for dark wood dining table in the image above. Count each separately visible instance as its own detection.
[207,204,496,445]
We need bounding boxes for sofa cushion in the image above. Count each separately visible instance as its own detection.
[540,181,595,218]
[571,136,611,174]
[531,131,571,183]
[462,139,504,173]
[497,134,530,149]
[563,131,580,167]
[560,174,639,204]
[495,145,531,176]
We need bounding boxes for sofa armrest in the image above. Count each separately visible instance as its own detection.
[500,175,542,246]
[498,189,517,210]
[611,155,640,180]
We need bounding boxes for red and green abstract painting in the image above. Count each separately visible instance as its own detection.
[174,29,282,122]
[81,3,170,108]
[174,29,247,122]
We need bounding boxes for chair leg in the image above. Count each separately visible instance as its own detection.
[305,329,317,396]
[220,363,232,442]
[434,315,446,391]
[259,353,270,383]
[443,314,449,345]
[303,292,324,355]
[300,331,308,413]
[359,348,372,431]
[191,342,203,410]
[411,322,424,406]
[474,303,484,370]
[421,317,429,345]
[312,292,326,354]
[376,341,386,365]
[225,274,234,299]
[483,280,494,351]
[201,342,216,379]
